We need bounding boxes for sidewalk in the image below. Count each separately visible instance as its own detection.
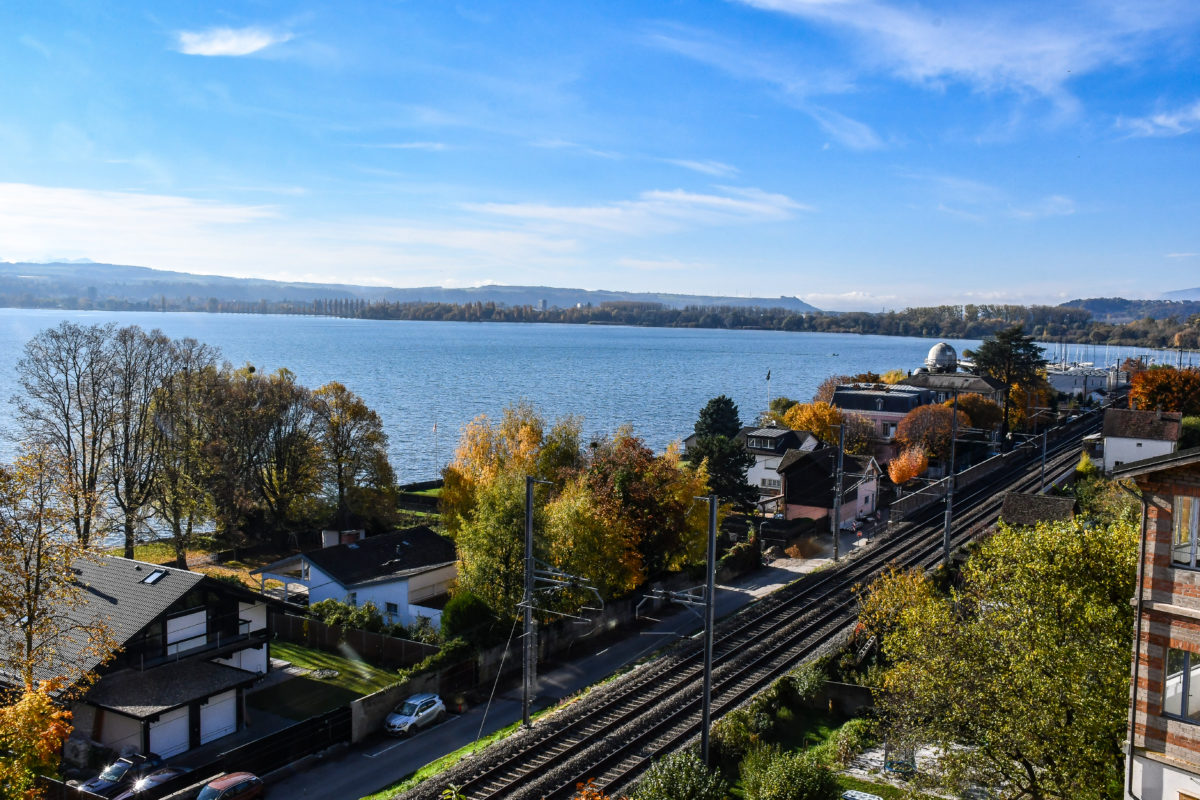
[266,528,882,800]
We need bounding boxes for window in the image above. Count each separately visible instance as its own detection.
[1163,648,1200,722]
[760,477,781,490]
[348,592,357,607]
[385,602,399,615]
[301,563,310,581]
[1172,495,1200,568]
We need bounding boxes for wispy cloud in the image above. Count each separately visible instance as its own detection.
[530,139,623,160]
[902,170,1074,222]
[806,105,883,150]
[176,26,293,57]
[1008,194,1075,220]
[1118,100,1200,137]
[663,159,740,177]
[465,186,809,236]
[360,141,451,151]
[734,0,1194,105]
[1167,252,1199,258]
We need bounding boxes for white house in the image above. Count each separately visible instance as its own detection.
[1102,408,1182,473]
[261,526,457,627]
[738,426,820,496]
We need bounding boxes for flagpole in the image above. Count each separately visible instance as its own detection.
[765,369,771,419]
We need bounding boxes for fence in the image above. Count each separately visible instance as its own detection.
[272,612,439,668]
[39,708,351,800]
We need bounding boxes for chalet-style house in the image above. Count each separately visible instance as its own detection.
[776,447,881,532]
[738,426,820,496]
[0,557,273,759]
[1113,448,1200,799]
[997,492,1077,527]
[256,526,456,627]
[1102,408,1182,473]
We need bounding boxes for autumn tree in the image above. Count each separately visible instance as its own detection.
[945,393,1002,432]
[150,339,219,567]
[1130,367,1200,415]
[0,682,74,799]
[887,446,928,487]
[782,402,841,444]
[14,322,116,546]
[0,447,119,686]
[896,404,970,460]
[964,325,1047,448]
[689,396,755,509]
[453,472,530,617]
[106,326,175,558]
[311,381,394,527]
[857,518,1137,799]
[543,478,641,601]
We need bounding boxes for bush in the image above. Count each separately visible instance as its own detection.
[831,717,875,767]
[789,659,826,703]
[396,637,473,683]
[440,591,497,646]
[308,598,385,633]
[740,745,839,800]
[710,708,758,771]
[632,750,728,800]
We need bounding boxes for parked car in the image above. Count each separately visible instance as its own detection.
[197,772,265,800]
[79,753,166,797]
[384,692,446,736]
[111,767,191,799]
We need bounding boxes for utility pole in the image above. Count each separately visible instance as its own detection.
[832,425,845,562]
[523,476,536,728]
[700,494,717,767]
[942,392,958,565]
[1040,429,1047,491]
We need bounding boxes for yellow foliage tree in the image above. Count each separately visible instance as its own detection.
[0,681,74,799]
[781,402,843,445]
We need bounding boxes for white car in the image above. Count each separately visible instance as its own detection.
[384,693,446,736]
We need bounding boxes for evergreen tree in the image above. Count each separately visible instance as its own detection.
[691,396,756,509]
[964,325,1047,449]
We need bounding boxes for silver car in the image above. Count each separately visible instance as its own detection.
[384,693,446,736]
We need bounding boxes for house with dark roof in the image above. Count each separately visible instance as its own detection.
[1112,448,1200,798]
[898,371,1007,406]
[0,557,274,759]
[776,447,881,532]
[1102,408,1182,473]
[831,383,934,462]
[736,425,820,497]
[998,492,1077,527]
[257,526,457,627]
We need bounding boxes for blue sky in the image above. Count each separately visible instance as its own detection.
[1,1,1198,310]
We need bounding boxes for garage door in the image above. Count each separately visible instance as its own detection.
[149,706,190,758]
[200,690,237,744]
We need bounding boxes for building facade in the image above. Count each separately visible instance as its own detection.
[1114,449,1200,800]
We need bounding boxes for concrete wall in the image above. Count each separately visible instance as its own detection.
[1105,436,1174,472]
[349,674,437,743]
[213,643,267,674]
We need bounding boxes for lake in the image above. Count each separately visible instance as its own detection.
[0,309,1159,482]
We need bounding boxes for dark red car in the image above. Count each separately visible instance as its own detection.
[197,772,265,800]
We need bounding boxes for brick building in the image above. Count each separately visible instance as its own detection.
[1114,448,1200,799]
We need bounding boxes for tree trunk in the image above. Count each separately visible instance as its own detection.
[123,513,136,559]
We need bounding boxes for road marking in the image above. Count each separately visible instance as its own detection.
[363,718,453,758]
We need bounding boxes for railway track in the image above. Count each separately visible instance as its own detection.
[401,408,1103,800]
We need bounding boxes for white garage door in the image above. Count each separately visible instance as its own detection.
[149,706,190,758]
[200,690,237,744]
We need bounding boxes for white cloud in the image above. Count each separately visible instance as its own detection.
[806,105,883,150]
[663,159,740,177]
[735,0,1193,104]
[1008,194,1075,220]
[176,26,293,57]
[1167,252,1199,258]
[900,171,1074,222]
[0,183,575,284]
[1118,100,1200,137]
[465,186,809,235]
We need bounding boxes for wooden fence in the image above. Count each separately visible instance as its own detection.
[272,612,438,668]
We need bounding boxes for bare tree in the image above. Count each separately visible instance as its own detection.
[14,322,116,547]
[150,339,219,567]
[107,327,175,558]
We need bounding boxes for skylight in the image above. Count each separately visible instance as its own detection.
[142,569,167,585]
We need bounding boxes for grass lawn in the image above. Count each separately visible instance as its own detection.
[246,676,359,721]
[837,774,942,799]
[271,641,401,696]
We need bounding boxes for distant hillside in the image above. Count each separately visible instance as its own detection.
[1059,296,1200,323]
[0,262,819,313]
[1164,287,1200,301]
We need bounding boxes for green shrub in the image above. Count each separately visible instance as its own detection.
[831,717,875,767]
[308,598,385,633]
[740,745,839,800]
[440,591,497,646]
[710,708,758,770]
[632,749,728,800]
[789,659,826,703]
[396,637,473,682]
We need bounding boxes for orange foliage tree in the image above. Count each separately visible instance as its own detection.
[897,405,971,460]
[782,402,842,445]
[946,393,1003,432]
[1131,367,1200,416]
[888,446,929,486]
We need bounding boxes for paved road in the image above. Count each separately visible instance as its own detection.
[266,558,834,800]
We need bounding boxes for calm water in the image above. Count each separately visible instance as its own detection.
[0,309,1164,482]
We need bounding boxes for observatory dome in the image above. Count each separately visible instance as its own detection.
[925,342,958,373]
